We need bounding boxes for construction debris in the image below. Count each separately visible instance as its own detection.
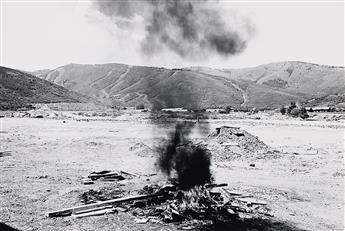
[127,184,272,227]
[87,170,131,182]
[48,192,167,217]
[48,183,272,229]
[206,126,278,161]
[72,208,117,218]
[80,188,125,204]
[205,183,228,188]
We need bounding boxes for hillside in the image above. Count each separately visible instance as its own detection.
[0,66,93,110]
[35,62,345,109]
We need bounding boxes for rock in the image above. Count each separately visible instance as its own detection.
[134,218,149,224]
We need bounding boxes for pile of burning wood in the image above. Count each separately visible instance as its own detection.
[132,183,272,225]
[48,182,272,229]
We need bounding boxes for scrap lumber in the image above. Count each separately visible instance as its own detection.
[205,183,228,188]
[88,171,124,179]
[238,197,267,205]
[72,208,116,218]
[48,192,166,217]
[221,142,240,146]
[120,171,138,177]
[73,205,113,215]
[221,188,243,196]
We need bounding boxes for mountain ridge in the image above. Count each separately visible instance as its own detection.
[31,61,344,109]
[0,66,96,110]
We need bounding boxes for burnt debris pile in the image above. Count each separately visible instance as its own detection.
[49,183,272,229]
[128,184,272,228]
[156,122,212,190]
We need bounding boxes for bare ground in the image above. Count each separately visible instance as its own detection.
[0,114,344,231]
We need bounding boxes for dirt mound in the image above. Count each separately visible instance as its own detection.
[205,126,277,160]
[130,141,154,157]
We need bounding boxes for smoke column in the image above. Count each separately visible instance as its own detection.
[93,0,254,60]
[156,121,212,190]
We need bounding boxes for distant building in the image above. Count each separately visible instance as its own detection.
[206,108,219,113]
[189,108,206,113]
[307,106,334,112]
[232,107,250,112]
[161,108,188,112]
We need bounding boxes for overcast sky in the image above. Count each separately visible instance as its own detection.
[1,0,344,71]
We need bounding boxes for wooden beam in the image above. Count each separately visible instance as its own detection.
[205,183,228,188]
[88,172,122,179]
[72,208,116,218]
[73,205,113,215]
[48,192,166,217]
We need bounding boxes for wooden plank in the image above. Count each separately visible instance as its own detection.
[73,205,113,215]
[88,172,121,178]
[205,183,228,188]
[48,192,166,217]
[72,208,116,218]
[238,197,267,205]
[221,142,239,146]
[119,171,137,177]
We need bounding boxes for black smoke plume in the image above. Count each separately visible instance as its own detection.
[93,0,254,60]
[156,122,212,190]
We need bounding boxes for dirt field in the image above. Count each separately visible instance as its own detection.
[0,113,344,231]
